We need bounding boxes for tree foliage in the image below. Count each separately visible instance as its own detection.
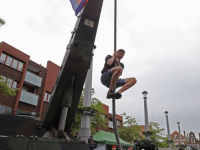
[0,76,17,97]
[70,88,107,135]
[0,18,6,27]
[149,122,168,147]
[118,113,142,143]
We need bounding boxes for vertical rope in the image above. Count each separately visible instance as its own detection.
[114,0,117,52]
[112,0,122,149]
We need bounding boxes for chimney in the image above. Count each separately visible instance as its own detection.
[184,131,186,138]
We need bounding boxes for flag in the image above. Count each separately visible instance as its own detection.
[70,0,89,16]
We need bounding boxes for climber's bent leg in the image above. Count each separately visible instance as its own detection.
[100,68,136,99]
[117,77,137,94]
[101,67,122,99]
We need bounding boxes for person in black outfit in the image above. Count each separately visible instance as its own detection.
[101,49,137,99]
[88,136,94,150]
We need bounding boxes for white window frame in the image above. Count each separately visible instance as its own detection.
[191,137,195,143]
[0,53,24,72]
[117,120,122,126]
[100,114,106,120]
[0,75,17,89]
[174,135,178,139]
[0,53,6,63]
[44,92,51,102]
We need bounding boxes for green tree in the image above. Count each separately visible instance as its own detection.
[118,113,142,143]
[149,122,168,147]
[70,88,107,135]
[0,18,6,27]
[0,76,17,97]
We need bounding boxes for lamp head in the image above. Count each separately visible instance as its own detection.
[164,111,168,117]
[142,91,148,99]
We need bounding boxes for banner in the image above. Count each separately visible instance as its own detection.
[70,0,89,15]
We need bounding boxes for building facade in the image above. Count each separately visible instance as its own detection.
[96,104,123,132]
[171,130,200,148]
[188,132,200,148]
[0,41,123,131]
[171,130,187,146]
[0,41,60,119]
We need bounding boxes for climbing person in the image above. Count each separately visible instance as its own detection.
[101,49,137,99]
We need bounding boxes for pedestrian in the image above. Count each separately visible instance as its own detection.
[88,136,94,150]
[112,145,116,150]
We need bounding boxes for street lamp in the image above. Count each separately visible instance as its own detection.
[177,122,182,145]
[142,91,152,140]
[79,59,93,142]
[165,111,173,149]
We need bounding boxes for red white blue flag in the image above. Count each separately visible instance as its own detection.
[70,0,89,16]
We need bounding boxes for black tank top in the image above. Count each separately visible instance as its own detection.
[101,55,124,74]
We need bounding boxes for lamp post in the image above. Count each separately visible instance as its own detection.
[177,122,182,145]
[79,59,93,142]
[165,111,172,149]
[142,91,151,140]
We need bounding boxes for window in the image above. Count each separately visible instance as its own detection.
[100,114,106,120]
[44,92,51,102]
[174,135,178,139]
[0,53,24,72]
[5,107,12,114]
[44,92,48,101]
[18,62,23,71]
[12,59,18,69]
[191,137,195,143]
[22,87,28,91]
[6,56,12,66]
[48,94,51,102]
[0,105,5,114]
[117,120,122,126]
[0,53,6,63]
[0,75,18,89]
[12,81,17,88]
[0,75,6,81]
[194,144,199,147]
[0,105,12,114]
[7,78,12,88]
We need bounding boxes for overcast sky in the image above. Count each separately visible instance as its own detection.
[1,0,200,138]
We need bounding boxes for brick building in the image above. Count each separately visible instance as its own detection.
[0,41,60,119]
[95,104,123,132]
[188,132,200,148]
[171,130,187,146]
[0,41,123,131]
[171,130,200,148]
